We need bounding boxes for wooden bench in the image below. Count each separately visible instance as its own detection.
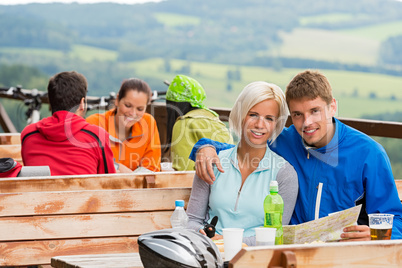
[229,240,402,267]
[396,180,402,203]
[0,132,20,145]
[0,186,192,267]
[0,144,22,163]
[0,171,195,192]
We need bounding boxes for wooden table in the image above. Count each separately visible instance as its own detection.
[51,253,144,268]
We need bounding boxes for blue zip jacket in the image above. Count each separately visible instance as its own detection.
[190,118,402,239]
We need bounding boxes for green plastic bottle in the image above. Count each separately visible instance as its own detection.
[263,180,283,245]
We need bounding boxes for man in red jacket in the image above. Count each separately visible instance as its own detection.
[21,71,116,176]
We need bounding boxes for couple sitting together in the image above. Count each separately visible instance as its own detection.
[184,70,402,245]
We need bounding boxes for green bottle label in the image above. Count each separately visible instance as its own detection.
[275,226,283,245]
[265,213,283,245]
[265,212,282,227]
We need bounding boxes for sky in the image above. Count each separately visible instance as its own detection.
[0,0,163,5]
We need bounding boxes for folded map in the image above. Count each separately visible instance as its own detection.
[283,205,362,244]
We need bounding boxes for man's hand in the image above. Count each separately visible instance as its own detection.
[195,146,223,185]
[341,225,371,241]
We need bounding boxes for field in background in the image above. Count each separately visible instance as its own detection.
[300,13,402,41]
[277,28,379,65]
[0,47,64,58]
[154,12,201,27]
[338,20,402,41]
[278,14,402,65]
[299,13,370,26]
[70,45,118,62]
[128,58,402,118]
[2,43,402,119]
[0,44,118,62]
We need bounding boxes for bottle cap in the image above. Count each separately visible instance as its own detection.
[270,180,278,192]
[175,200,185,207]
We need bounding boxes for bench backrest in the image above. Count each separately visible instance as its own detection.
[0,144,22,163]
[396,180,402,203]
[0,187,192,266]
[230,240,402,267]
[0,171,195,192]
[0,132,21,145]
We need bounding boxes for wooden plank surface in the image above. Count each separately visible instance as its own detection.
[0,211,173,241]
[0,171,194,193]
[0,237,139,267]
[0,173,144,192]
[230,240,402,268]
[0,187,191,216]
[396,180,402,202]
[0,186,192,266]
[52,253,143,268]
[0,144,21,159]
[0,132,21,144]
[152,171,194,188]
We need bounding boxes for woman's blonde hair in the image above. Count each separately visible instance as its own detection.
[229,81,288,144]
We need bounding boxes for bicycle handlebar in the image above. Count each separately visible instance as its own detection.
[0,83,168,113]
[0,86,48,102]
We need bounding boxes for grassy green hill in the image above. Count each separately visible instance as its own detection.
[277,21,402,66]
[127,58,402,118]
[278,12,402,65]
[339,20,402,41]
[3,43,402,119]
[277,28,379,65]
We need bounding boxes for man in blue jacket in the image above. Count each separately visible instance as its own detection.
[190,70,402,240]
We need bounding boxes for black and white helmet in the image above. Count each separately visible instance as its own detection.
[138,228,224,268]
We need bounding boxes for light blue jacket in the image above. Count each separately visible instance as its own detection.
[209,144,287,237]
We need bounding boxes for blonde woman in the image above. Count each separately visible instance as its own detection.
[186,81,298,246]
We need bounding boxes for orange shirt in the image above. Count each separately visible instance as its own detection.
[86,109,161,172]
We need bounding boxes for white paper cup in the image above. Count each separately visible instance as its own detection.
[222,228,244,261]
[255,227,276,246]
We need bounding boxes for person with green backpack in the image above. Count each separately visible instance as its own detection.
[165,75,233,171]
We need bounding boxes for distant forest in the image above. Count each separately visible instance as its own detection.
[1,0,402,71]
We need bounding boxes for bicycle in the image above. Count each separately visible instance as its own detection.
[0,83,167,132]
[0,85,48,126]
[86,92,117,112]
[86,89,167,112]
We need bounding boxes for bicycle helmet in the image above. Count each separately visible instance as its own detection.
[138,228,224,268]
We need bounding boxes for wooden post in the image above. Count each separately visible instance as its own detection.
[0,102,17,133]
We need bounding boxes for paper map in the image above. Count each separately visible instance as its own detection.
[283,205,362,244]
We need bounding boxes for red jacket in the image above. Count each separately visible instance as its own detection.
[21,111,116,176]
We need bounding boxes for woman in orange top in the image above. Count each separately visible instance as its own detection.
[86,78,161,172]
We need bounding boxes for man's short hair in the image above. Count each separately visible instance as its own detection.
[286,70,333,105]
[48,71,88,114]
